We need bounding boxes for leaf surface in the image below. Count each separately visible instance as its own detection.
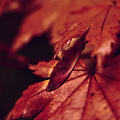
[49,0,120,69]
[29,60,58,78]
[7,59,88,120]
[11,0,70,52]
[7,53,120,120]
[5,0,120,120]
[47,28,89,91]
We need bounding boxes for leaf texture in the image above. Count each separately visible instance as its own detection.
[7,53,120,120]
[5,0,120,120]
[47,28,89,91]
[29,60,58,78]
[7,59,89,120]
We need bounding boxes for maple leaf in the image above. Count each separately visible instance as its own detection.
[6,59,88,120]
[46,28,89,92]
[6,53,120,120]
[29,60,58,78]
[4,0,120,120]
[11,0,70,52]
[49,0,120,70]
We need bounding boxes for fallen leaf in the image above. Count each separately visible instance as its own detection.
[47,28,89,91]
[6,53,120,120]
[6,59,88,120]
[5,0,120,120]
[49,0,120,70]
[29,60,58,78]
[11,0,71,52]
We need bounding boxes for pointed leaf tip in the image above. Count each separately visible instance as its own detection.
[46,28,90,92]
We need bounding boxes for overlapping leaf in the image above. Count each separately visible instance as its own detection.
[11,0,71,52]
[7,53,120,120]
[49,0,120,69]
[5,0,120,120]
[6,59,88,120]
[29,60,58,78]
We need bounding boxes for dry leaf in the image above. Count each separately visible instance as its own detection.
[5,0,120,120]
[7,53,120,120]
[29,60,58,78]
[11,0,70,52]
[47,28,89,91]
[49,0,120,70]
[6,59,88,120]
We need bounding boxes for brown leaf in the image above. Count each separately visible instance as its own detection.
[49,0,112,55]
[49,0,120,70]
[5,0,120,120]
[94,55,120,119]
[7,53,120,120]
[86,4,120,71]
[29,60,58,78]
[11,0,70,52]
[6,59,88,120]
[10,0,114,53]
[6,80,53,119]
[47,28,89,91]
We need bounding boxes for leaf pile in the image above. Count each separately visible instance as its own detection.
[3,0,120,120]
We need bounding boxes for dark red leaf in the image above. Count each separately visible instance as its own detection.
[5,0,120,120]
[47,28,89,91]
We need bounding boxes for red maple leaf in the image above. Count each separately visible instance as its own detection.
[6,54,120,120]
[3,0,120,120]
